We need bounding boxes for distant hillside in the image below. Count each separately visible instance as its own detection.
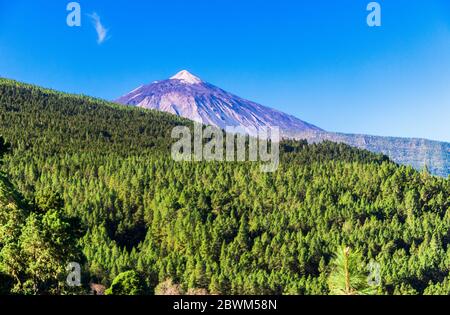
[294,131,450,178]
[0,78,192,156]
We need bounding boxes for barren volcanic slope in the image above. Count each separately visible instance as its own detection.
[115,70,322,137]
[116,71,450,177]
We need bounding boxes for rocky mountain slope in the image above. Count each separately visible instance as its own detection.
[116,70,322,136]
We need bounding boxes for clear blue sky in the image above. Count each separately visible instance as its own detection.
[1,0,450,142]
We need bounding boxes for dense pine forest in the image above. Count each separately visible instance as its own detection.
[0,78,449,295]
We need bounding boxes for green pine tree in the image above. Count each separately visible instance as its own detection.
[328,246,377,295]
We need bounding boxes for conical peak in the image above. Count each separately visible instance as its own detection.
[170,70,202,84]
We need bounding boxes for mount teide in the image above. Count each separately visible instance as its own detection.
[116,70,322,137]
[116,70,450,177]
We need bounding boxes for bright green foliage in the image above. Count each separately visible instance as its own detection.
[328,246,377,295]
[0,137,84,294]
[105,270,146,295]
[35,189,65,213]
[0,197,84,294]
[0,80,450,295]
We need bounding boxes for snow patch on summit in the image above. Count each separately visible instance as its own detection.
[170,70,202,84]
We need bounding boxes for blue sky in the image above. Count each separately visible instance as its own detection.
[1,0,450,142]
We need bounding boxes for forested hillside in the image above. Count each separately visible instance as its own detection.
[0,78,449,295]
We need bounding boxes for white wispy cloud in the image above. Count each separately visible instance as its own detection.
[88,12,109,45]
